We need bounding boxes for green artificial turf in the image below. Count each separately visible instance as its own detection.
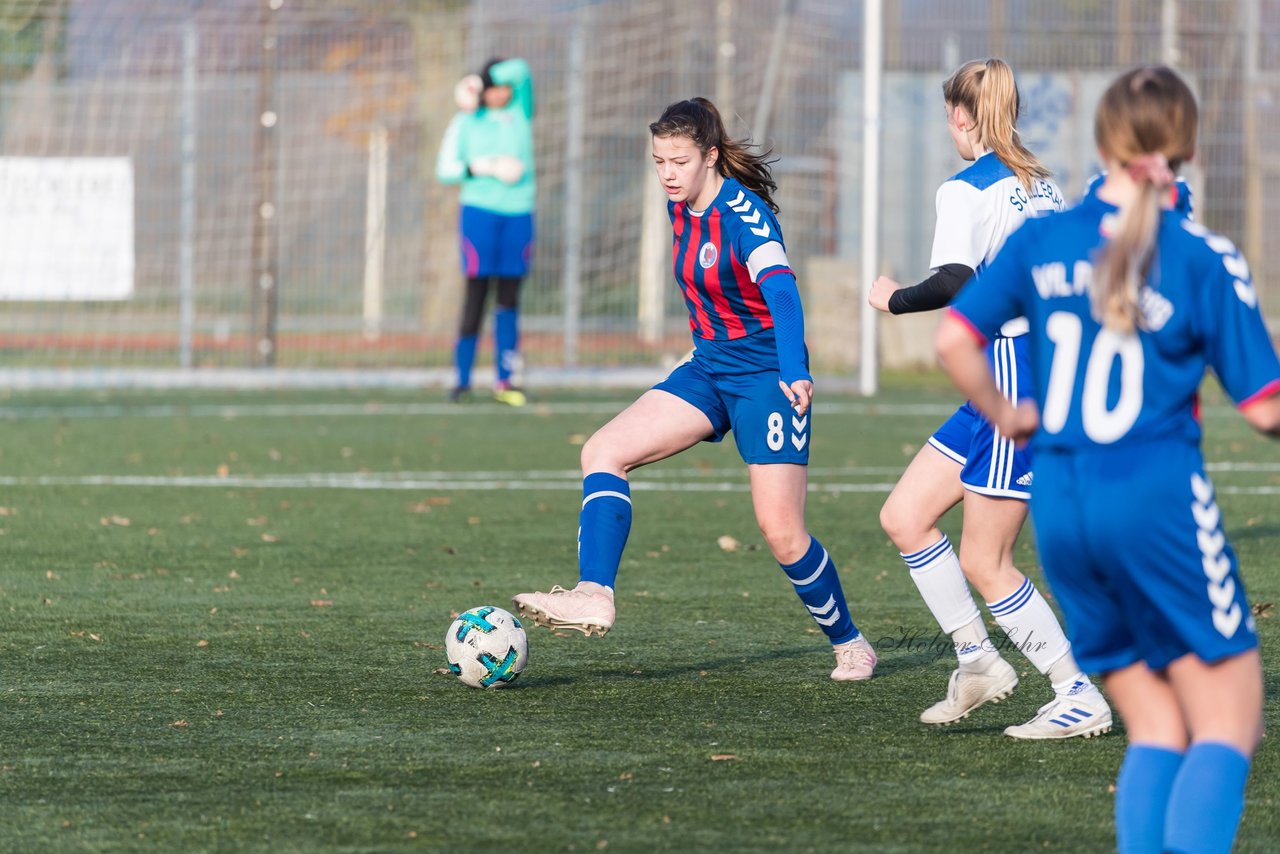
[0,381,1277,851]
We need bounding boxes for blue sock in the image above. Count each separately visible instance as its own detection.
[577,472,631,589]
[494,307,519,383]
[780,537,859,644]
[454,335,478,389]
[1115,744,1183,854]
[1165,741,1251,854]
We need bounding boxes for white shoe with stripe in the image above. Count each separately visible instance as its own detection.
[1003,684,1113,740]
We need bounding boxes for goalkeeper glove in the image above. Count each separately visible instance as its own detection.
[454,74,482,113]
[468,155,524,184]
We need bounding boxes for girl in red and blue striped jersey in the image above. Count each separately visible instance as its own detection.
[513,98,876,681]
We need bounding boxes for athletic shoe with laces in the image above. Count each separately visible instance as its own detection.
[511,581,614,637]
[1003,682,1113,740]
[493,383,527,407]
[919,655,1019,725]
[830,636,877,681]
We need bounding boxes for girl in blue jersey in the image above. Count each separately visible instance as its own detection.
[938,65,1280,854]
[514,98,876,681]
[869,58,1110,738]
[436,57,536,407]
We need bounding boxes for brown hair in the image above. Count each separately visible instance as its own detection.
[942,58,1051,192]
[1092,66,1198,333]
[649,97,779,213]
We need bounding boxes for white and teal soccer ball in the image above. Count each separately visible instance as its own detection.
[445,605,529,689]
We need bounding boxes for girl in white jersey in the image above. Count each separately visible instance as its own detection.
[868,59,1112,738]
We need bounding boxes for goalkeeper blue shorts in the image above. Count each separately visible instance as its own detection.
[459,206,534,278]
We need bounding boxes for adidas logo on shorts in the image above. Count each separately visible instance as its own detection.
[1016,472,1033,487]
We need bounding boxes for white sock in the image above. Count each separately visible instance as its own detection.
[1046,651,1093,696]
[987,576,1087,693]
[902,535,994,669]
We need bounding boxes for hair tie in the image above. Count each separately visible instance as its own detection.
[1125,152,1174,187]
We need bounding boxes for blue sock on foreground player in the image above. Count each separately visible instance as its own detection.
[1115,744,1182,853]
[577,472,632,589]
[779,537,860,645]
[1165,742,1250,854]
[1115,740,1251,854]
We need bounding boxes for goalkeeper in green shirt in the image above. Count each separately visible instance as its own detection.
[436,57,536,406]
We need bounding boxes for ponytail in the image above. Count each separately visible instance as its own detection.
[1093,175,1164,334]
[1092,66,1198,333]
[650,97,780,213]
[943,58,1051,192]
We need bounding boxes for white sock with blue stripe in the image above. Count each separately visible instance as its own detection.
[986,576,1091,694]
[901,535,993,671]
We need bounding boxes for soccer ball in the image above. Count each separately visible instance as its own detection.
[445,605,529,689]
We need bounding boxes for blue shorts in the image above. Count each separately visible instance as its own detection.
[653,356,810,465]
[928,335,1033,499]
[459,206,534,278]
[1031,441,1258,674]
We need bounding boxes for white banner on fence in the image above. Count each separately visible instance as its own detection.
[0,157,134,301]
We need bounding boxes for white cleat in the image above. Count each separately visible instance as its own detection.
[1003,684,1113,740]
[511,582,615,637]
[920,656,1019,725]
[831,636,877,681]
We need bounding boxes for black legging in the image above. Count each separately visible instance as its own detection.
[458,276,522,336]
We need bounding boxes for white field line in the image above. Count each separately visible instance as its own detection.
[1,462,1279,495]
[0,401,956,419]
[0,399,1258,420]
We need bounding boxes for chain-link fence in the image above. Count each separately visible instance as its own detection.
[1,0,1276,382]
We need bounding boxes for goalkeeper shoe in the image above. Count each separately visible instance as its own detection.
[512,582,614,637]
[830,636,877,681]
[1003,683,1113,740]
[493,382,527,407]
[919,656,1019,725]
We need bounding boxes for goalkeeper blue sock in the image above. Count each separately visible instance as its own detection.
[577,472,631,590]
[454,335,478,389]
[780,537,859,644]
[1164,741,1250,854]
[494,306,519,384]
[1115,744,1182,854]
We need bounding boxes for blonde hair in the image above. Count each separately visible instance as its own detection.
[942,58,1050,192]
[1092,66,1198,333]
[650,97,780,213]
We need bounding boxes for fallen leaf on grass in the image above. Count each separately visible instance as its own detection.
[196,640,209,648]
[1252,602,1274,619]
[260,533,279,543]
[0,507,15,516]
[171,720,189,728]
[717,535,740,552]
[310,600,333,607]
[100,515,131,527]
[709,754,738,761]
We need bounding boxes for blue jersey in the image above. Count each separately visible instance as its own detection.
[1082,171,1194,218]
[951,193,1280,451]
